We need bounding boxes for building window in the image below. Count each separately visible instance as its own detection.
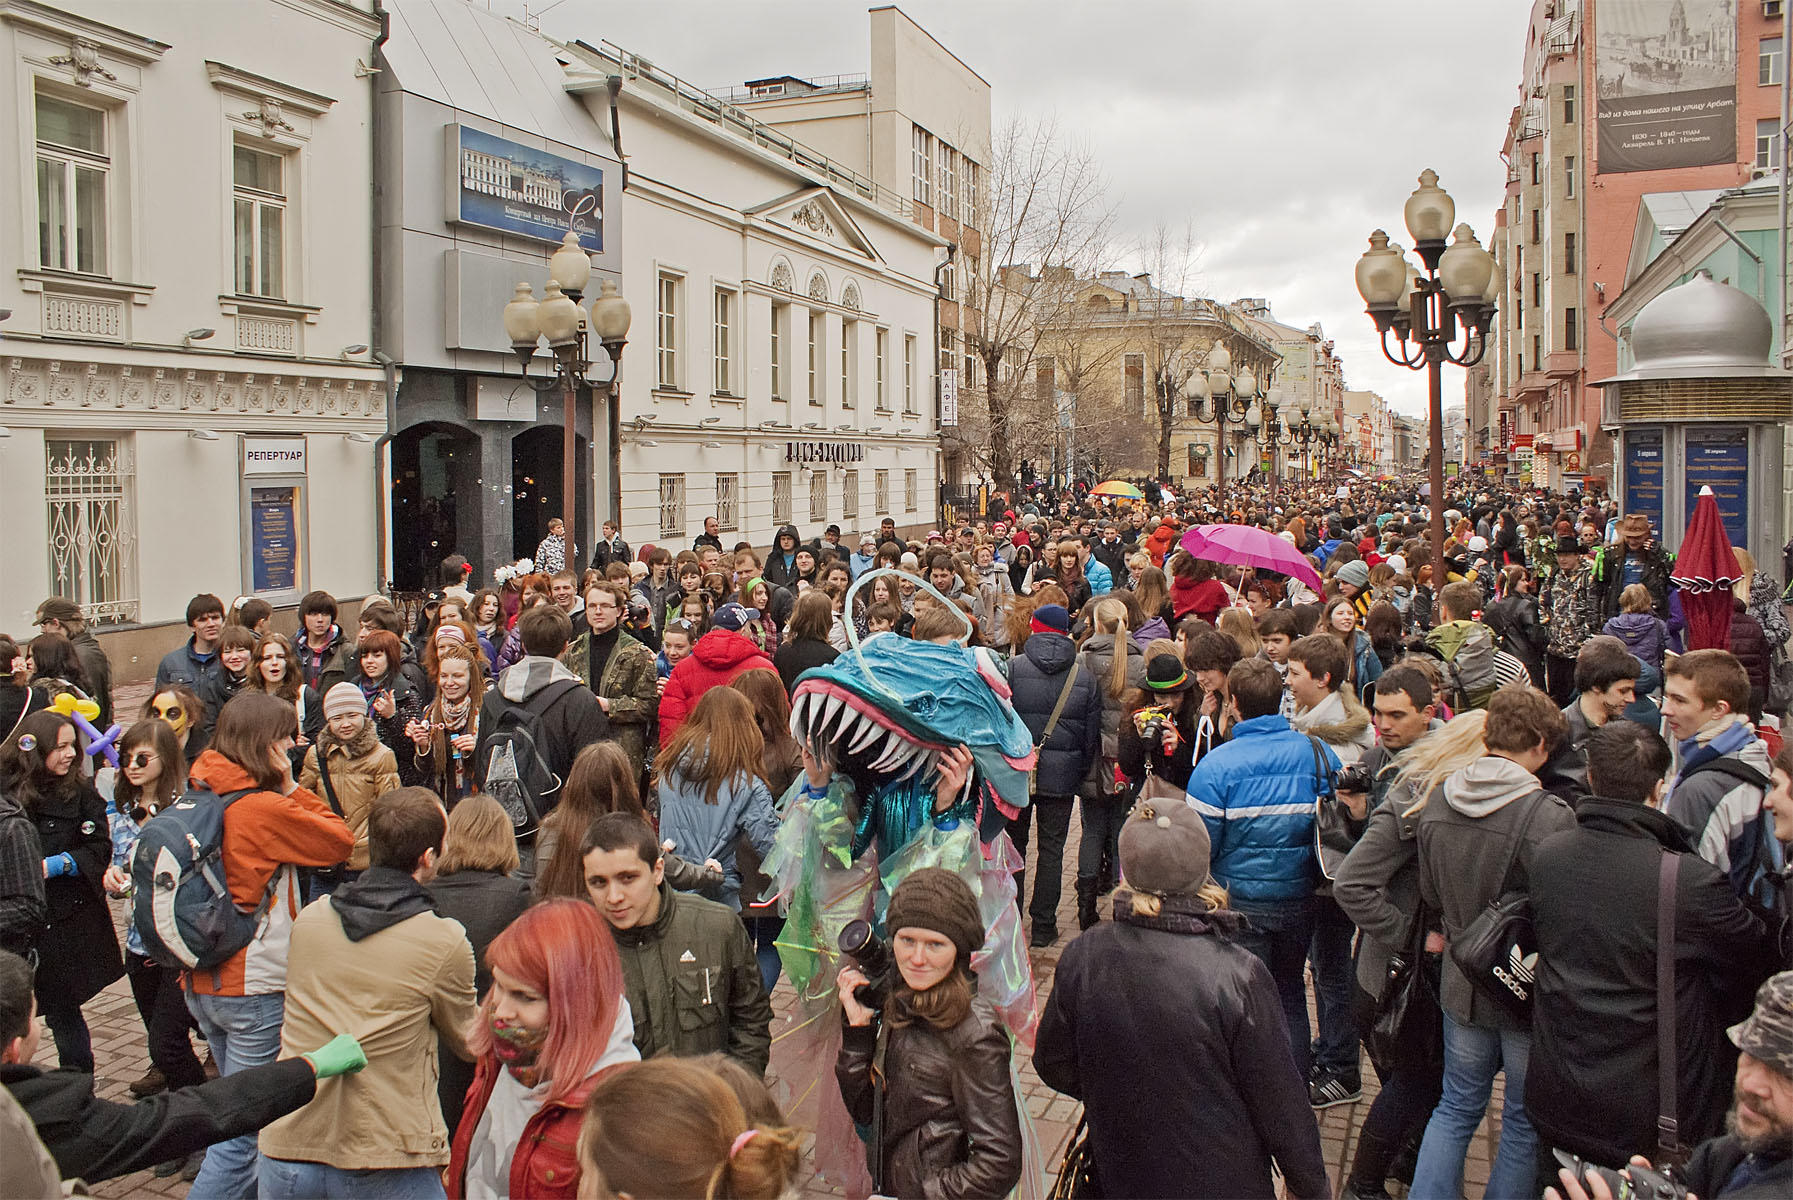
[842,469,859,519]
[657,274,680,390]
[963,353,976,392]
[1124,353,1145,413]
[1562,84,1575,124]
[713,288,732,394]
[1764,37,1785,86]
[903,335,918,414]
[808,472,827,522]
[1530,153,1539,185]
[875,468,889,514]
[1532,272,1542,307]
[904,468,917,512]
[939,326,954,373]
[963,160,978,228]
[875,328,889,411]
[1564,307,1579,352]
[1530,208,1541,243]
[232,144,286,299]
[771,301,787,400]
[939,259,954,302]
[1758,119,1783,170]
[941,145,958,220]
[771,472,792,523]
[658,473,685,537]
[808,311,823,405]
[1532,334,1542,373]
[911,124,932,207]
[35,89,109,275]
[45,437,136,624]
[1563,155,1575,198]
[715,473,738,531]
[1564,231,1577,275]
[841,320,856,409]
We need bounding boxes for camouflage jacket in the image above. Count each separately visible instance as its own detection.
[566,627,659,777]
[1541,561,1597,658]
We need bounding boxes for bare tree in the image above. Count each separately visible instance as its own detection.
[954,116,1116,494]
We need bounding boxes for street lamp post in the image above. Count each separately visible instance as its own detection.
[501,232,632,570]
[1355,169,1497,576]
[1184,343,1263,521]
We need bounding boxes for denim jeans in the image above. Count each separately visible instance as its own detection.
[260,1159,446,1199]
[1008,794,1074,933]
[1232,896,1317,1079]
[744,915,784,994]
[1410,1010,1538,1200]
[1308,894,1360,1079]
[185,991,286,1200]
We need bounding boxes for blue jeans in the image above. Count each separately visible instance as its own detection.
[1410,1010,1538,1200]
[745,915,783,994]
[260,1159,446,1199]
[1309,894,1360,1079]
[185,991,285,1200]
[1232,896,1317,1079]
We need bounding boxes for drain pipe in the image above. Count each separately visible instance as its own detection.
[370,0,396,598]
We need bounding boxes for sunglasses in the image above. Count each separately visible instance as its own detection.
[129,750,157,769]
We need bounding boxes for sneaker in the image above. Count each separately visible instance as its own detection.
[128,1068,166,1098]
[1309,1072,1362,1109]
[180,1151,205,1181]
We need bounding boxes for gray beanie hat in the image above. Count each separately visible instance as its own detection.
[1118,797,1212,897]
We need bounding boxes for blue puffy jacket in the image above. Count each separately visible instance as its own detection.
[656,765,781,911]
[1083,556,1113,597]
[1185,715,1336,904]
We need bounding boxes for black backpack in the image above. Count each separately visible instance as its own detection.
[130,784,267,971]
[477,682,577,837]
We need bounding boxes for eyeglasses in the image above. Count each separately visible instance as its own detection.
[129,751,158,769]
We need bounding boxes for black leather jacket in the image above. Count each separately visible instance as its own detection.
[835,994,1022,1199]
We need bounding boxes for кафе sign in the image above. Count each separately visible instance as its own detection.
[785,441,865,464]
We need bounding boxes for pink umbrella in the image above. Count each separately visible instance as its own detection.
[1671,486,1742,652]
[1179,524,1324,594]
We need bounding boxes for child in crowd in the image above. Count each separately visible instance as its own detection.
[297,682,400,891]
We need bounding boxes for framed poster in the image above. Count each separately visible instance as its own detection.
[1683,426,1750,549]
[448,124,604,251]
[250,486,302,592]
[1624,426,1665,534]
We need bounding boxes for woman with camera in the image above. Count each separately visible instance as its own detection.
[834,868,1024,1199]
[1118,653,1201,797]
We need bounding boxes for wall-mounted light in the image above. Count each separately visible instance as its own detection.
[700,416,721,426]
[189,429,220,441]
[637,438,659,447]
[835,423,853,432]
[802,422,822,430]
[184,328,216,347]
[867,425,885,433]
[344,432,374,443]
[340,344,370,360]
[702,440,722,448]
[758,419,785,429]
[0,426,12,438]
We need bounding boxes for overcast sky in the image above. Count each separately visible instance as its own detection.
[497,0,1533,417]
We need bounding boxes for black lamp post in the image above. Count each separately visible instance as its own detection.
[1356,169,1497,575]
[502,232,632,569]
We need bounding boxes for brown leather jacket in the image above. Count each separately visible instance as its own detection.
[835,995,1023,1199]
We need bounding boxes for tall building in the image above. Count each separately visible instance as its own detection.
[1234,300,1348,480]
[1486,0,1784,492]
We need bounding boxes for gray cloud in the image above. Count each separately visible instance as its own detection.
[506,1,1530,415]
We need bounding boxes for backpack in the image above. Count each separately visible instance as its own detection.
[130,784,269,971]
[1428,622,1499,711]
[477,681,578,837]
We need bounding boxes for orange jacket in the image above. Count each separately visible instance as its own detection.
[1145,523,1179,567]
[184,750,352,996]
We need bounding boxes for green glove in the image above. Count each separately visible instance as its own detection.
[301,1034,367,1079]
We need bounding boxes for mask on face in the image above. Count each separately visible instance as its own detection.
[150,694,189,736]
[489,1017,549,1087]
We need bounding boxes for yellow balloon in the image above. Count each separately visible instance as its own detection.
[48,693,101,722]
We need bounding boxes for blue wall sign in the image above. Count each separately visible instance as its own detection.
[250,486,300,592]
[1683,427,1750,549]
[449,124,603,251]
[1623,426,1664,535]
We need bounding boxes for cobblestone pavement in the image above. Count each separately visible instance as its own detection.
[57,680,1503,1197]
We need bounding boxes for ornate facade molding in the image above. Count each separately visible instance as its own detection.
[790,200,836,240]
[4,357,386,421]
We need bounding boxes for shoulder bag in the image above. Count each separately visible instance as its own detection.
[1449,790,1547,1020]
[1027,662,1080,796]
[1050,1109,1102,1199]
[1310,737,1352,882]
[1364,901,1444,1076]
[1655,851,1689,1169]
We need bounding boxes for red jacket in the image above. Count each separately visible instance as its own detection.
[657,629,776,738]
[1170,577,1229,625]
[445,1055,618,1200]
[1145,523,1178,567]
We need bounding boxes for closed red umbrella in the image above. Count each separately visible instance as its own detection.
[1670,486,1742,652]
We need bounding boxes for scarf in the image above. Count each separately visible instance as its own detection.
[437,694,473,731]
[1112,889,1246,936]
[1677,712,1753,779]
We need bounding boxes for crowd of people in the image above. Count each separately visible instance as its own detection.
[0,469,1790,1200]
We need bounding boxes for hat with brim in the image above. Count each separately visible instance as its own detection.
[1143,653,1196,694]
[1727,969,1793,1078]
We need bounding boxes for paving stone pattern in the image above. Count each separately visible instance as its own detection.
[59,680,1503,1197]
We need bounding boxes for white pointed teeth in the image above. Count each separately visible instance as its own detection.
[868,737,906,772]
[819,695,846,737]
[847,717,884,755]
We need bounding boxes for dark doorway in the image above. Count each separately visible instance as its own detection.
[512,424,588,566]
[390,422,481,591]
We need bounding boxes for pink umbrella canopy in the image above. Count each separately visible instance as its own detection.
[1670,487,1741,651]
[1179,524,1324,594]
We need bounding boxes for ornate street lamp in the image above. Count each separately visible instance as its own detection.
[1190,342,1267,518]
[1355,169,1495,574]
[502,232,632,568]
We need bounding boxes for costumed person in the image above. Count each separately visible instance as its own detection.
[761,567,1045,1195]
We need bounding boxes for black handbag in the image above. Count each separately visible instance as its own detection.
[1450,792,1546,1020]
[1310,737,1352,882]
[1364,910,1443,1076]
[1049,1110,1101,1200]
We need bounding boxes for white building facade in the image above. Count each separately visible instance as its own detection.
[0,0,386,667]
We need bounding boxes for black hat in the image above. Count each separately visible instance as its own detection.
[1143,653,1196,694]
[1554,534,1582,556]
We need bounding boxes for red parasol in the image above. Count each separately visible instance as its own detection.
[1670,486,1742,652]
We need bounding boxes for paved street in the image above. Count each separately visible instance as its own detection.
[58,683,1506,1200]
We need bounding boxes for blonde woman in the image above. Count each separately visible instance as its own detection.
[1216,607,1261,659]
[1075,597,1146,929]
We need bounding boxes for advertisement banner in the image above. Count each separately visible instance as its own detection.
[1624,426,1665,534]
[1683,426,1750,548]
[250,486,301,593]
[1595,0,1736,173]
[449,124,604,251]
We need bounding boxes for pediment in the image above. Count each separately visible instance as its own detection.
[749,187,881,263]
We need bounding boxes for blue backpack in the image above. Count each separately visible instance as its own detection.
[130,784,269,971]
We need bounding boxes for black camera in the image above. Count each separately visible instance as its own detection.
[838,919,894,1012]
[1335,761,1374,793]
[1552,1150,1687,1200]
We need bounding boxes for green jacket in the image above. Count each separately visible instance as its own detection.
[566,627,659,777]
[612,881,772,1075]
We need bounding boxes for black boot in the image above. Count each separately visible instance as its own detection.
[1344,1129,1399,1200]
[1075,876,1099,931]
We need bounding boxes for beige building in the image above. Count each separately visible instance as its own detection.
[1341,389,1391,470]
[1234,299,1347,480]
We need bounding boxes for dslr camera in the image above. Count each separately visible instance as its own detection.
[1551,1150,1687,1200]
[1132,705,1173,746]
[1335,761,1374,794]
[838,919,894,1012]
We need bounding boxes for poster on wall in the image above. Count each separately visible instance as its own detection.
[251,486,301,592]
[1683,426,1750,548]
[449,124,604,252]
[1624,426,1665,533]
[1595,0,1737,173]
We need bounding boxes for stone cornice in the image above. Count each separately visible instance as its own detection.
[204,61,337,116]
[5,356,386,422]
[0,1,169,65]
